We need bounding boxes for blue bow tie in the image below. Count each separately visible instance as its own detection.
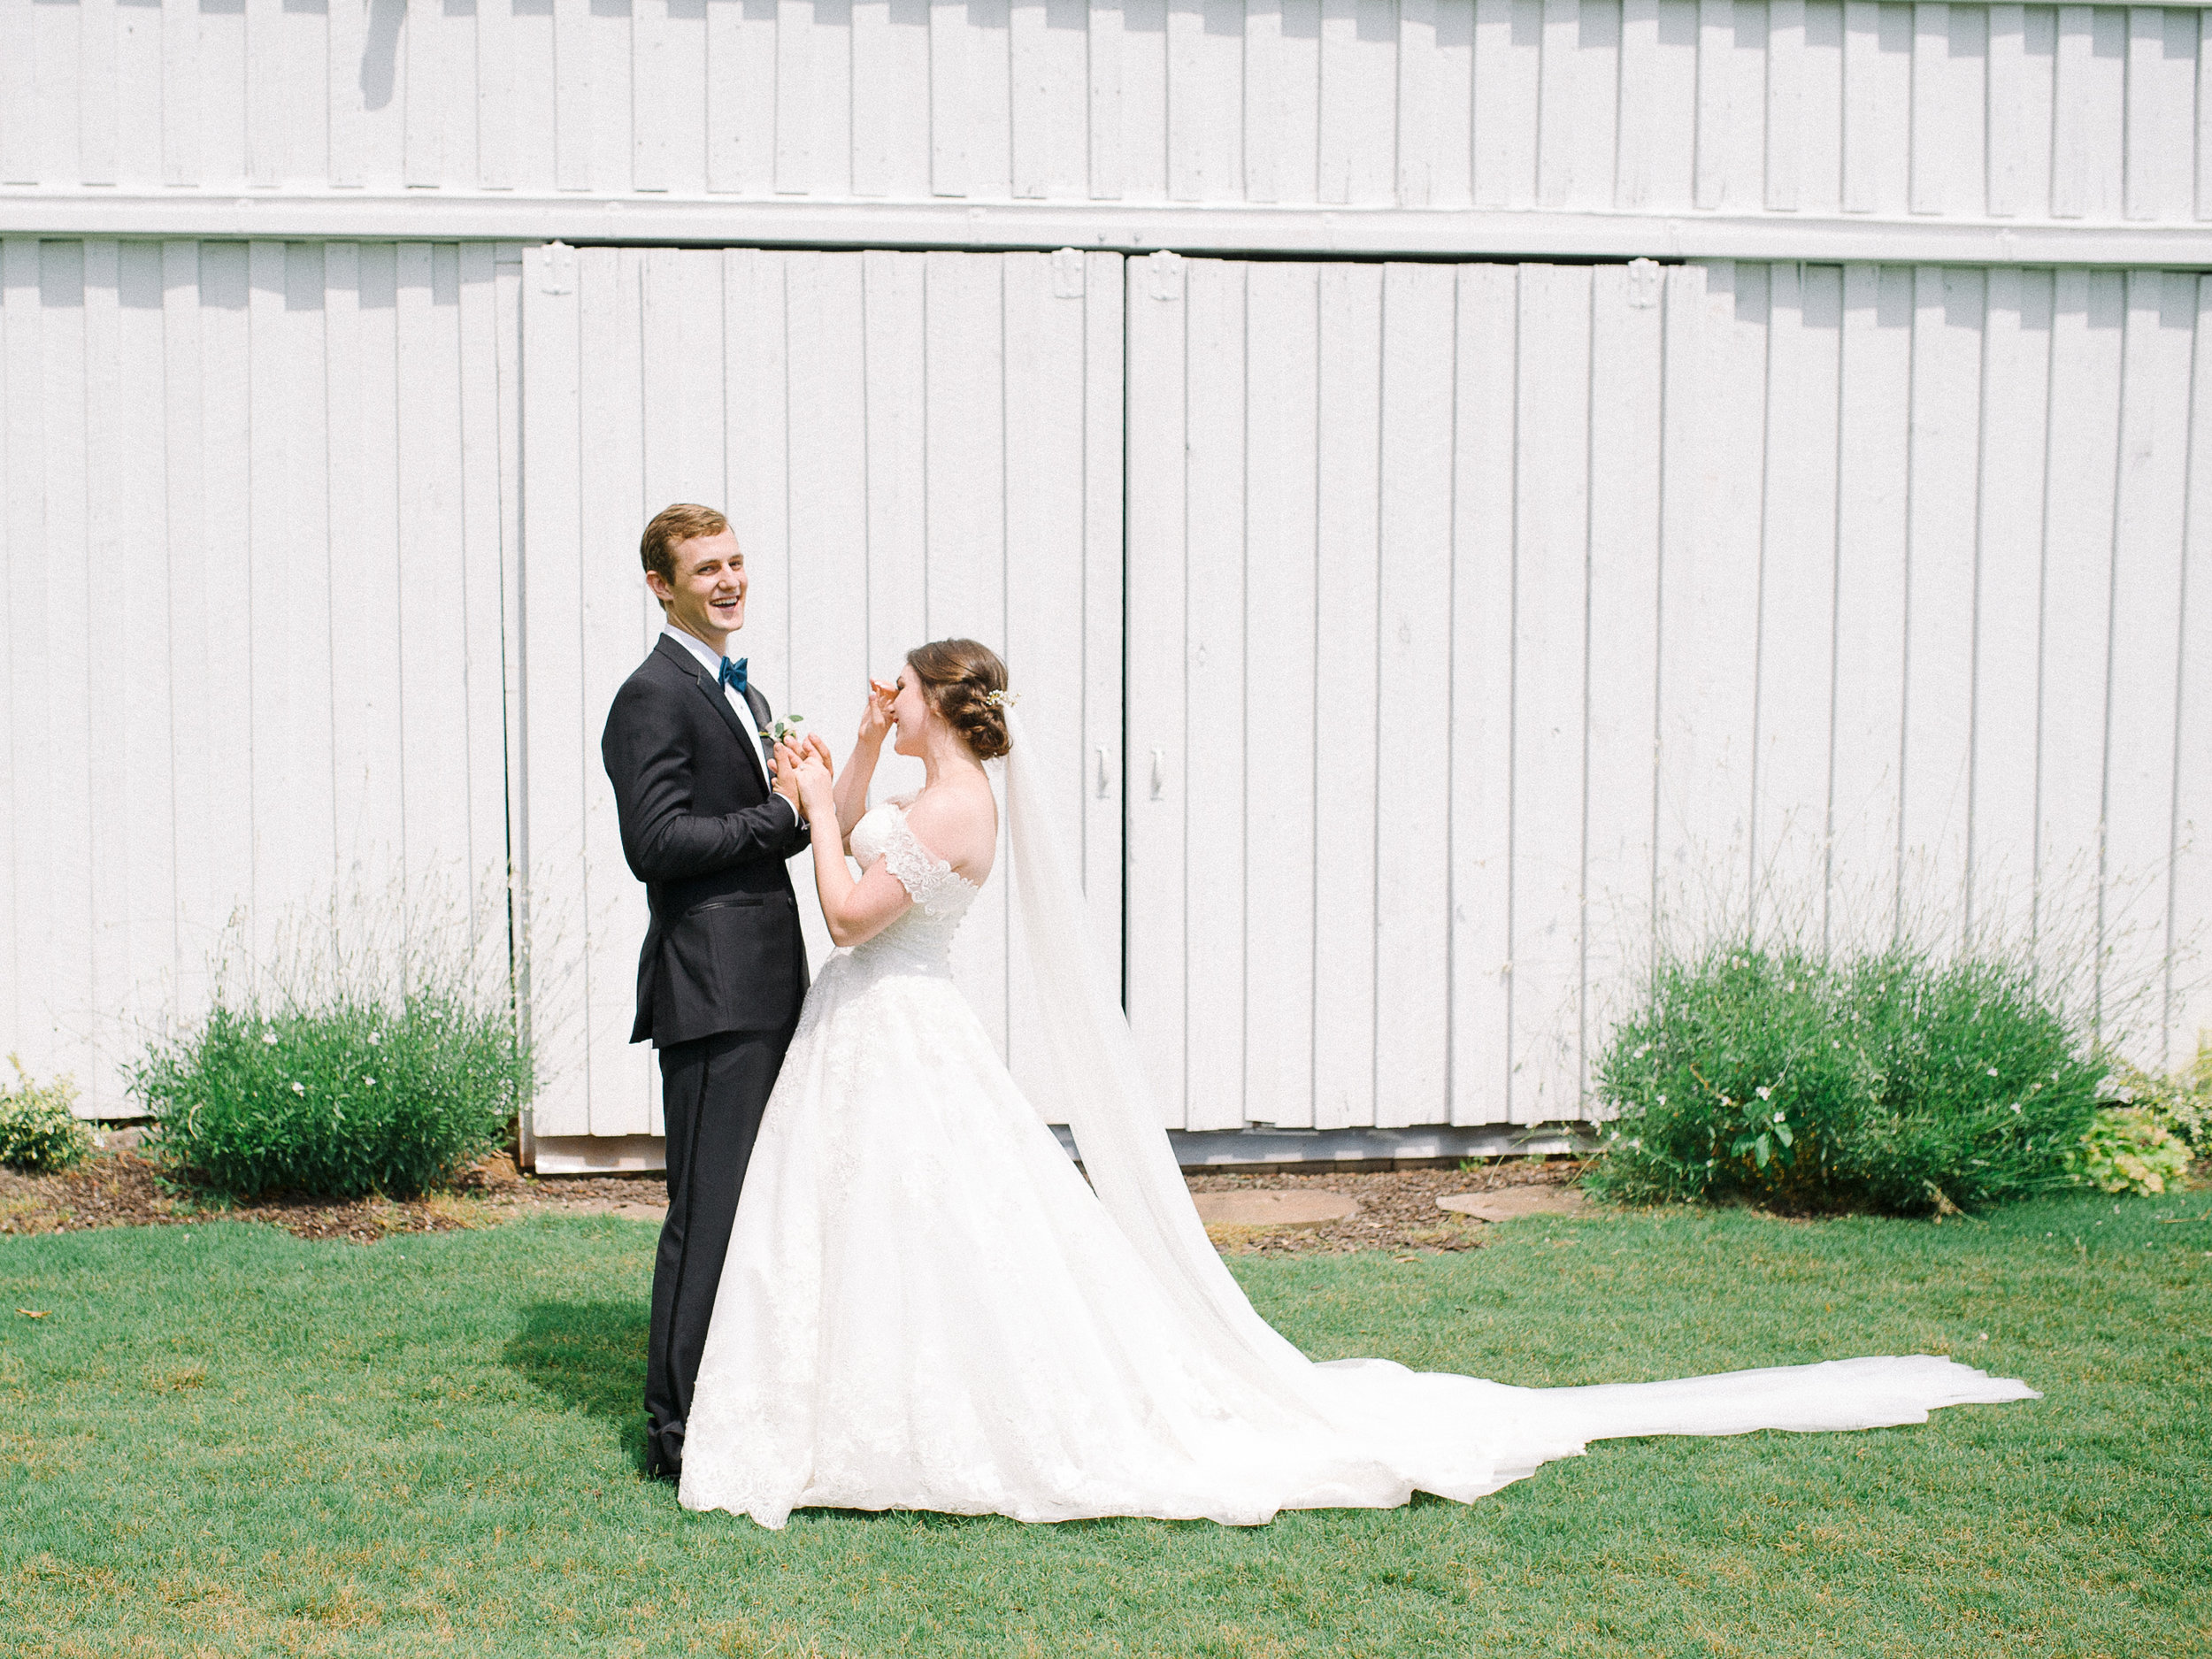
[718,657,749,698]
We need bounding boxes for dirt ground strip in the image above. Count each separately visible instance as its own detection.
[0,1143,1586,1254]
[1187,1161,1584,1256]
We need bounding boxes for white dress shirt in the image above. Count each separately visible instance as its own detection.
[660,622,800,831]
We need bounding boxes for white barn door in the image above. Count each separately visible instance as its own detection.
[519,246,1125,1165]
[1126,255,2212,1133]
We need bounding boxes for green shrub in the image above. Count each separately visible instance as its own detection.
[2105,1054,2212,1159]
[2067,1104,2193,1195]
[0,1055,93,1172]
[134,993,526,1201]
[1587,943,2103,1216]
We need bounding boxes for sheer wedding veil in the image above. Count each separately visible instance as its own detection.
[1000,710,1312,1375]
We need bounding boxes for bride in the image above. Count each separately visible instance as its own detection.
[676,639,2036,1529]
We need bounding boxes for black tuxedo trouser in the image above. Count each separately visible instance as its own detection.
[645,1019,797,1479]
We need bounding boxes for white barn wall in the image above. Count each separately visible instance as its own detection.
[1125,254,2212,1132]
[6,1,2212,257]
[0,236,518,1115]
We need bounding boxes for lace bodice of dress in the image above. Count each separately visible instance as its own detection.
[845,797,982,973]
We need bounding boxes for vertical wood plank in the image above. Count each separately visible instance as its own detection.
[2124,6,2194,224]
[2103,270,2193,1056]
[1747,259,1839,939]
[160,242,212,1024]
[1166,0,1243,203]
[861,250,929,737]
[519,242,589,1136]
[1798,0,1846,214]
[708,0,780,194]
[201,248,256,998]
[922,253,1010,1046]
[1968,267,2053,945]
[1312,260,1382,1128]
[1178,257,1246,1129]
[1396,0,1437,207]
[1375,262,1455,1125]
[1985,3,2029,217]
[778,250,866,981]
[1088,0,1125,198]
[1450,262,1518,1125]
[1509,263,1592,1124]
[1900,263,1985,941]
[1472,0,1540,208]
[1240,262,1318,1127]
[1582,259,1666,1101]
[1827,261,1911,948]
[1615,0,1660,208]
[2037,268,2123,1020]
[2051,4,2122,220]
[114,242,175,1056]
[1766,0,1805,211]
[1079,249,1125,998]
[2169,279,2212,1049]
[1000,250,1094,1105]
[80,240,127,1110]
[457,243,511,961]
[579,248,654,1136]
[1124,251,1187,1124]
[3,242,45,1071]
[79,0,118,187]
[4,2,42,183]
[554,0,595,190]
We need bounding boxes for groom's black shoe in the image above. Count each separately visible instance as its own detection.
[647,1422,684,1482]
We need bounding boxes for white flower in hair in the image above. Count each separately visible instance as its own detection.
[982,689,1020,709]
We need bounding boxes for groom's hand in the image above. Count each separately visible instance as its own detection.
[771,741,803,810]
[804,733,834,776]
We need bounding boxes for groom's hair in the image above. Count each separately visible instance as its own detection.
[641,503,732,602]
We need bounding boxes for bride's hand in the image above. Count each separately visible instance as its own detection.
[787,741,835,815]
[857,678,897,746]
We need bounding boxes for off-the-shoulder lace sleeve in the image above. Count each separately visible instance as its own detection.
[875,813,974,916]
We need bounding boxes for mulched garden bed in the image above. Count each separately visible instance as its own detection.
[3,1142,1584,1254]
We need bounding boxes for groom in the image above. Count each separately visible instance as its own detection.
[602,503,818,1483]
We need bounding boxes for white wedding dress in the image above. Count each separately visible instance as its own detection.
[679,723,2036,1530]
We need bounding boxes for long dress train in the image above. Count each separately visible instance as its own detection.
[678,777,2036,1529]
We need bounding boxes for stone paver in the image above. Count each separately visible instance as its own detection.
[1192,1190,1358,1229]
[1435,1187,1587,1222]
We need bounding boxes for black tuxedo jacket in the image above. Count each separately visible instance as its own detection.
[601,634,813,1047]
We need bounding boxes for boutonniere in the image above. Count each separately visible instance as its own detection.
[759,715,807,745]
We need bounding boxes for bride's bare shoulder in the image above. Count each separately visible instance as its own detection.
[900,779,998,881]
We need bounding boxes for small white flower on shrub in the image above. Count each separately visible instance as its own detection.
[291,1080,305,1095]
[262,1033,279,1047]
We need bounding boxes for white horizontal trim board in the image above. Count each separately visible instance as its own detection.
[1125,253,2212,1132]
[516,243,1126,1141]
[0,236,519,1116]
[4,0,2209,234]
[8,196,2212,267]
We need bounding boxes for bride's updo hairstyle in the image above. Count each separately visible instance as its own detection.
[906,638,1013,761]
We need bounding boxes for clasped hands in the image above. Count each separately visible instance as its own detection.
[771,730,836,818]
[772,676,899,820]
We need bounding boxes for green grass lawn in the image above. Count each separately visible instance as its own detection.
[4,1193,2207,1659]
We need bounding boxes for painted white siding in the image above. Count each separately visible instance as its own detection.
[518,243,1125,1160]
[1125,255,2212,1130]
[0,236,518,1115]
[6,1,2212,257]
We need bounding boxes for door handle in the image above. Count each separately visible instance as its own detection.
[1150,748,1164,800]
[1095,746,1111,798]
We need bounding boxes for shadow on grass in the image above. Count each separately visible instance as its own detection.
[503,1300,652,1472]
